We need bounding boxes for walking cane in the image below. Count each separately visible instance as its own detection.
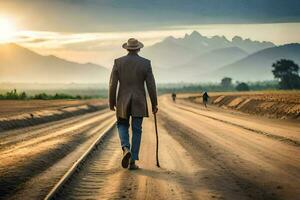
[154,113,160,167]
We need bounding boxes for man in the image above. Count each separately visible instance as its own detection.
[109,38,158,170]
[202,91,209,108]
[171,92,176,103]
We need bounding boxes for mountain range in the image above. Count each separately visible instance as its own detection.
[0,43,109,83]
[142,31,300,82]
[214,43,300,81]
[141,31,275,69]
[153,46,249,82]
[0,31,299,84]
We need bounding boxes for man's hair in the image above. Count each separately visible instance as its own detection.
[127,49,140,53]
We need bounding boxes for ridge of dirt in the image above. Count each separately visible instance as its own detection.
[0,100,107,131]
[185,91,300,120]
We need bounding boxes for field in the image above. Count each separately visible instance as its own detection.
[0,92,299,199]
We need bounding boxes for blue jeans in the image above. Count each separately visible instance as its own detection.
[117,117,143,161]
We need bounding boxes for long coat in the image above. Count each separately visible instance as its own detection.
[109,52,158,119]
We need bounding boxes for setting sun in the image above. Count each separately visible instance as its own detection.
[0,17,16,43]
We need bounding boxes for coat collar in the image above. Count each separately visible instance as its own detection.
[127,52,139,56]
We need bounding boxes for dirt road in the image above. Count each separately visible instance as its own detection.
[54,95,300,200]
[1,95,300,200]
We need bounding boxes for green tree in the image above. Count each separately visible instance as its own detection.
[34,93,49,100]
[6,89,18,99]
[236,82,250,91]
[20,92,27,100]
[272,59,300,89]
[221,77,232,88]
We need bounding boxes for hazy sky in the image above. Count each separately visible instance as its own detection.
[0,0,299,67]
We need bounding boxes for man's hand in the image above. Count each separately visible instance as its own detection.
[152,106,158,114]
[110,106,116,111]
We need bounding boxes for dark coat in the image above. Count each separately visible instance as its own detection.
[203,92,209,101]
[109,52,158,119]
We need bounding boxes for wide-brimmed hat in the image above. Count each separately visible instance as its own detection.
[122,38,144,50]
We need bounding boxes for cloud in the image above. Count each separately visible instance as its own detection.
[10,23,300,67]
[1,0,299,32]
[26,38,50,43]
[14,29,189,51]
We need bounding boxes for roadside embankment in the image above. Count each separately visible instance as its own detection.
[0,100,108,131]
[185,91,300,120]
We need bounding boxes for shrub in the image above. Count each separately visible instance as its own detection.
[236,82,250,91]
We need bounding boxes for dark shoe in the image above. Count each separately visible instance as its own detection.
[129,161,139,170]
[122,147,131,168]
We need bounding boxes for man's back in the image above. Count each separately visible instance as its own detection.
[109,52,157,119]
[116,53,150,92]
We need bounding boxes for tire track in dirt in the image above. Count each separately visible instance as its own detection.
[175,103,300,147]
[0,110,109,148]
[1,111,113,155]
[178,97,300,143]
[115,118,199,200]
[159,96,300,200]
[54,115,214,199]
[0,111,115,200]
[159,111,278,200]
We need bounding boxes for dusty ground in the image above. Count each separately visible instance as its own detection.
[184,91,300,120]
[55,95,299,200]
[1,95,299,200]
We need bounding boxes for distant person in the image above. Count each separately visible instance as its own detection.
[109,38,158,170]
[202,91,209,108]
[172,92,177,102]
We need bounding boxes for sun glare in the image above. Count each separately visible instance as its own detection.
[0,17,16,43]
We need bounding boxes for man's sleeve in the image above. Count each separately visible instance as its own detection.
[109,60,119,109]
[145,61,158,110]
